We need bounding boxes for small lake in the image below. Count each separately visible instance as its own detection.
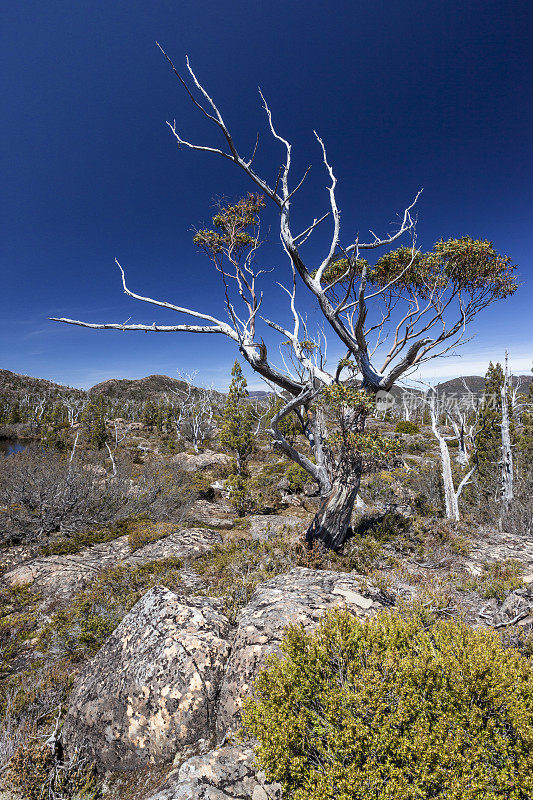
[0,439,27,457]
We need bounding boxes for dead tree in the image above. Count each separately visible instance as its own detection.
[170,371,218,452]
[51,49,518,549]
[445,379,480,467]
[425,386,476,521]
[500,351,514,514]
[59,394,88,427]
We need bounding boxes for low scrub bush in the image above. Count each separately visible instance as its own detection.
[285,463,309,493]
[7,739,100,800]
[462,559,524,601]
[0,448,190,544]
[394,420,420,434]
[40,516,148,556]
[194,536,296,621]
[0,585,40,682]
[190,470,216,500]
[244,608,533,800]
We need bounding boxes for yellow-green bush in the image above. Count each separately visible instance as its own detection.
[461,559,524,601]
[244,609,533,800]
[285,463,309,493]
[394,420,420,434]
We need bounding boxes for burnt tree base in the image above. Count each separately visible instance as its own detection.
[305,480,360,551]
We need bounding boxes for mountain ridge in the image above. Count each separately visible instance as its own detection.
[1,368,531,402]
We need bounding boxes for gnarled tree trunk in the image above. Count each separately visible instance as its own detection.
[306,478,361,550]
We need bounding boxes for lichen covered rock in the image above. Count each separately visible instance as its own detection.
[3,527,220,605]
[144,745,281,800]
[62,586,231,771]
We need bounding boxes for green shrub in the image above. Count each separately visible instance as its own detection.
[395,420,420,434]
[40,516,147,556]
[0,584,40,681]
[244,609,533,800]
[194,536,296,622]
[462,559,524,601]
[127,520,177,552]
[354,510,411,541]
[226,474,253,516]
[285,463,309,493]
[191,470,216,500]
[404,438,430,454]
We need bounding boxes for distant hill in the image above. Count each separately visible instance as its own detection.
[1,368,530,405]
[0,369,83,399]
[435,374,532,397]
[88,374,190,401]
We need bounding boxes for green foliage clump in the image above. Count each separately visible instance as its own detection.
[193,193,265,254]
[318,386,401,467]
[266,396,302,445]
[355,509,412,542]
[474,361,505,498]
[191,470,216,500]
[244,608,533,800]
[40,517,148,556]
[81,396,108,449]
[226,473,253,516]
[464,559,524,601]
[516,377,533,475]
[126,520,178,552]
[395,420,420,434]
[219,361,255,475]
[0,584,40,680]
[285,463,309,493]
[374,237,517,298]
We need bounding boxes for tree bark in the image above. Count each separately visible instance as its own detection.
[305,478,361,550]
[437,434,459,520]
[500,353,514,512]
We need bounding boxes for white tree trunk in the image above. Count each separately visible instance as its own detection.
[455,423,469,467]
[438,432,459,520]
[500,352,514,510]
[430,394,459,520]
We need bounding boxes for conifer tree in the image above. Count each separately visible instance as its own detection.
[40,403,68,450]
[474,362,504,501]
[82,395,108,449]
[219,361,254,475]
[473,361,516,504]
[8,402,21,425]
[517,376,533,476]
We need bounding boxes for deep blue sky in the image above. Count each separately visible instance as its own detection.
[2,0,532,390]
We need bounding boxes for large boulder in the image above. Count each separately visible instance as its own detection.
[124,528,222,566]
[190,499,236,529]
[171,451,231,473]
[62,587,231,771]
[247,514,303,541]
[3,536,131,603]
[145,745,281,800]
[216,567,382,737]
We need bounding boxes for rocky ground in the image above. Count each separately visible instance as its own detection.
[1,444,532,799]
